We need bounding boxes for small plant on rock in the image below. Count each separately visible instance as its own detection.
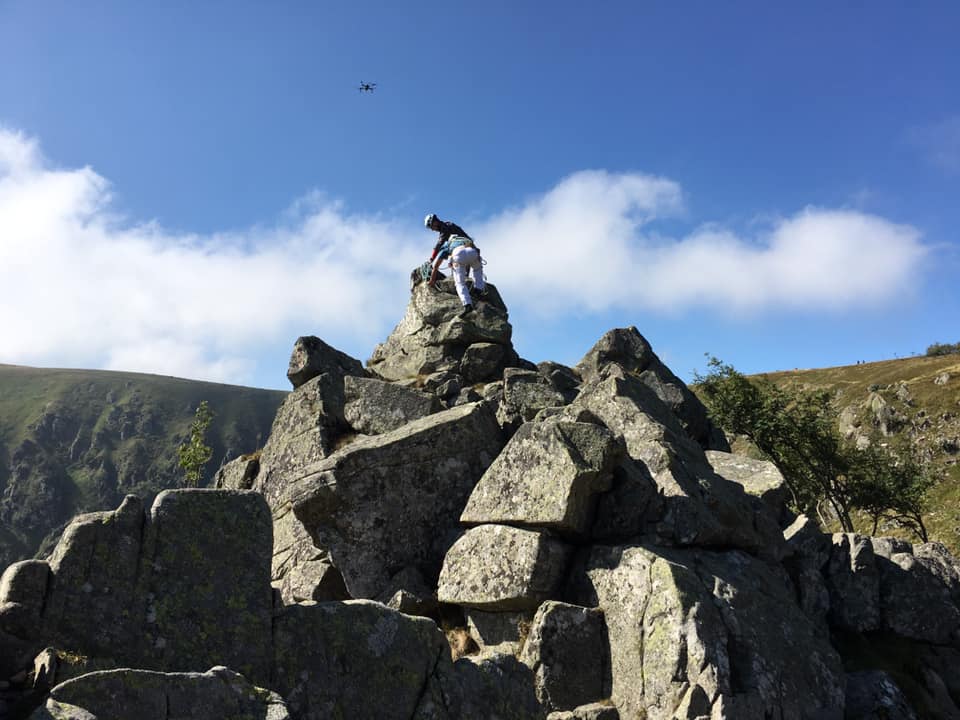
[178,400,214,487]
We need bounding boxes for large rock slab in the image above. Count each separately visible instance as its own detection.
[273,600,447,720]
[0,496,147,669]
[460,421,621,536]
[567,544,845,720]
[415,650,547,720]
[139,489,274,683]
[343,375,440,434]
[29,666,289,720]
[287,402,504,598]
[574,327,728,450]
[0,491,274,685]
[438,525,571,611]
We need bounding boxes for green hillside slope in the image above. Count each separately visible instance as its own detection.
[0,364,286,567]
[755,355,960,553]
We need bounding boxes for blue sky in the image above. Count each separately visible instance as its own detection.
[1,1,958,390]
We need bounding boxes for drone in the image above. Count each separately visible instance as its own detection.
[357,82,377,93]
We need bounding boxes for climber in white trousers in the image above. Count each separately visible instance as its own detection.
[424,213,486,318]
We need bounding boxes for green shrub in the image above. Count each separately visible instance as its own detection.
[926,341,960,357]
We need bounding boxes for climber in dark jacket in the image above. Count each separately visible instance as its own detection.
[424,213,471,262]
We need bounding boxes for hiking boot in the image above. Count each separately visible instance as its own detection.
[458,304,474,318]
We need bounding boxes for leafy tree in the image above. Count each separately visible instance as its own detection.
[177,400,214,487]
[694,356,936,540]
[847,443,934,541]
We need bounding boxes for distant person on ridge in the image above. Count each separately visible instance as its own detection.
[424,213,486,318]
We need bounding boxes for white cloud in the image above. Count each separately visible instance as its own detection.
[0,130,929,385]
[478,173,926,315]
[0,129,423,383]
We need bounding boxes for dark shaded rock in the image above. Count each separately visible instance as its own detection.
[519,601,609,712]
[286,334,367,389]
[29,666,289,720]
[826,533,881,633]
[273,600,446,720]
[782,515,832,627]
[415,650,547,720]
[872,540,960,644]
[589,457,663,541]
[845,670,917,720]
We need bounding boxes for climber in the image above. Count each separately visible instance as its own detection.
[424,214,470,260]
[424,213,486,318]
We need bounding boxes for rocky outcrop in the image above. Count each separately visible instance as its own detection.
[574,327,729,451]
[4,287,960,720]
[568,364,785,556]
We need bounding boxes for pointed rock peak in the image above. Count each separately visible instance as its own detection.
[367,281,522,385]
[574,326,654,382]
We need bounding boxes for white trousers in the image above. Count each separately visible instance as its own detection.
[450,246,485,306]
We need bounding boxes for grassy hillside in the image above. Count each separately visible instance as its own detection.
[750,354,960,554]
[0,364,286,567]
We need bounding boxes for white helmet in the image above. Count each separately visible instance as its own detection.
[424,213,438,229]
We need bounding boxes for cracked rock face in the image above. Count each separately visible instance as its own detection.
[567,544,845,720]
